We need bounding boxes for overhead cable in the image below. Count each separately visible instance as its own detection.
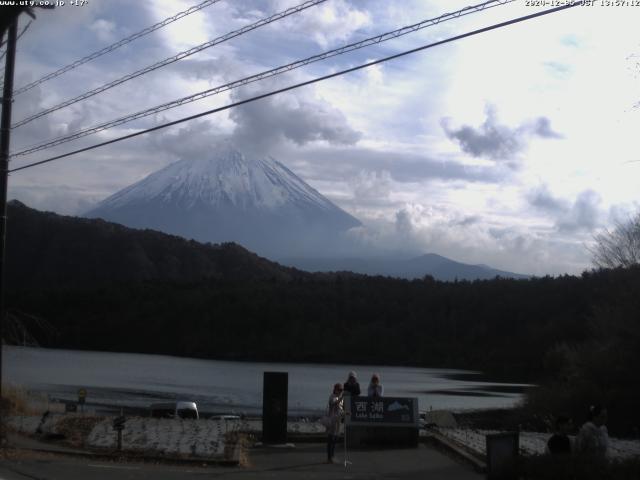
[12,0,515,157]
[12,0,328,129]
[10,0,224,96]
[9,2,583,173]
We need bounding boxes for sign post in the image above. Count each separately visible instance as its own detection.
[112,410,126,452]
[77,388,87,413]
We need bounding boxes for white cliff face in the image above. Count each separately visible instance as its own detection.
[85,145,360,257]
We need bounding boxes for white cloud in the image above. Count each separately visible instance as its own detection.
[284,0,371,48]
[89,19,117,43]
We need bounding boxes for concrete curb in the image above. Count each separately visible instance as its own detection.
[421,430,487,473]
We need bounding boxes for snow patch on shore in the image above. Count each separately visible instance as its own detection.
[438,428,640,460]
[87,417,229,458]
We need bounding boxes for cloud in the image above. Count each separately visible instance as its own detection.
[531,117,564,139]
[281,0,371,48]
[395,204,424,238]
[9,185,104,216]
[350,170,392,202]
[453,215,481,227]
[557,190,602,233]
[290,146,507,185]
[527,184,569,213]
[441,108,523,161]
[149,120,226,161]
[89,19,117,43]
[229,82,361,156]
[526,186,602,233]
[441,106,563,163]
[346,202,591,276]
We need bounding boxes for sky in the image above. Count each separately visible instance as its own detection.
[4,0,640,276]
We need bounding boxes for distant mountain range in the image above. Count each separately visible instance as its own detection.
[280,254,529,281]
[84,144,359,258]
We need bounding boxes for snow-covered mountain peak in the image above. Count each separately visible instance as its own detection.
[99,145,338,213]
[85,143,360,257]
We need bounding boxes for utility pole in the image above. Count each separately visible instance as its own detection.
[0,7,52,441]
[0,18,17,438]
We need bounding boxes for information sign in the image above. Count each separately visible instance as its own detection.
[345,396,419,427]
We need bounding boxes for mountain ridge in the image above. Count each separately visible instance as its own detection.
[280,253,529,281]
[6,200,307,289]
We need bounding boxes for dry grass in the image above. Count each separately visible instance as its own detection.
[54,416,105,448]
[1,384,48,416]
[224,431,254,467]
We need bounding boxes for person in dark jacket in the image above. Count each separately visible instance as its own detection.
[343,371,361,396]
[547,415,573,454]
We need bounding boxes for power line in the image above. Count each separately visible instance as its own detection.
[12,0,328,129]
[8,0,223,97]
[9,2,582,174]
[12,0,516,158]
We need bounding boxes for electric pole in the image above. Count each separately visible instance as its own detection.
[0,5,52,442]
[0,17,17,440]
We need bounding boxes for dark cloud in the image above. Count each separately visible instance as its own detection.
[229,84,361,156]
[441,108,523,161]
[531,117,563,139]
[527,185,569,212]
[441,106,562,163]
[557,190,602,233]
[526,186,602,233]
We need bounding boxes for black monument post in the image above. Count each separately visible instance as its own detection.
[262,371,288,444]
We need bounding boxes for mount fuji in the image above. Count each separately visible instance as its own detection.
[84,145,361,257]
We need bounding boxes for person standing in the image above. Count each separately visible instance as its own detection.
[343,371,361,397]
[367,373,384,397]
[546,415,573,455]
[326,383,344,464]
[575,405,609,459]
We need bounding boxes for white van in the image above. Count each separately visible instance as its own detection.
[150,401,199,419]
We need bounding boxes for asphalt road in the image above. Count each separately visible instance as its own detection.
[0,443,481,479]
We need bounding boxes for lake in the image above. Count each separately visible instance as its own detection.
[4,346,530,416]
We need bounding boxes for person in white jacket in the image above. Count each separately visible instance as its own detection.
[367,373,384,397]
[575,405,609,459]
[325,383,344,464]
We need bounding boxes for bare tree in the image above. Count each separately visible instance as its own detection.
[590,212,640,268]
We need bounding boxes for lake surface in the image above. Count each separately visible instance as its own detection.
[4,346,530,416]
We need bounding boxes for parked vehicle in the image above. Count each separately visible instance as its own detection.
[150,401,199,419]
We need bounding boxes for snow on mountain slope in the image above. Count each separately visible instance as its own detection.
[85,145,360,257]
